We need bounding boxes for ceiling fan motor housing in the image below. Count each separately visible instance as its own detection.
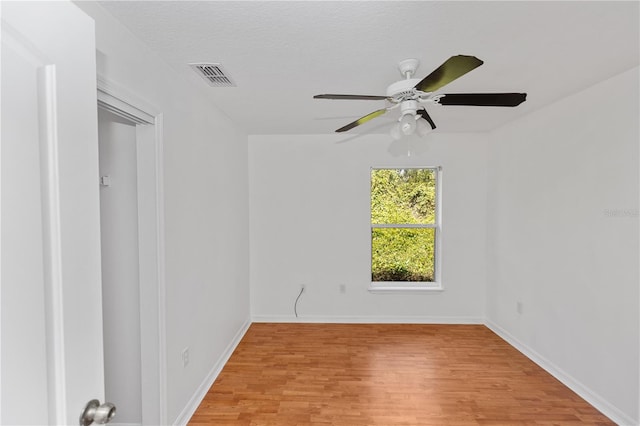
[386,78,423,98]
[400,100,419,117]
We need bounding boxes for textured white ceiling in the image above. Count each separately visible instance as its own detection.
[98,1,639,135]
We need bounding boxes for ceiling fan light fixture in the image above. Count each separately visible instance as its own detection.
[416,117,433,137]
[400,113,417,136]
[390,122,403,141]
[313,55,527,134]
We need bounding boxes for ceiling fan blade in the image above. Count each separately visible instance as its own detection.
[438,93,527,107]
[414,55,484,93]
[417,109,436,130]
[314,94,389,100]
[335,108,388,132]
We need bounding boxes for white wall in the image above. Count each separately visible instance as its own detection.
[486,67,639,425]
[98,109,142,425]
[74,3,250,424]
[70,3,637,424]
[249,133,488,322]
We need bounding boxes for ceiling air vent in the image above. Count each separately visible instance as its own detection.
[189,63,236,87]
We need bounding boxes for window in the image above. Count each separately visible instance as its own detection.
[370,167,441,291]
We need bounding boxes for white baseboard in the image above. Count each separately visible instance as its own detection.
[110,423,141,426]
[251,314,484,324]
[172,318,251,426]
[485,320,638,426]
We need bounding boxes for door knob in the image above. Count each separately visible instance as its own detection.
[80,399,116,425]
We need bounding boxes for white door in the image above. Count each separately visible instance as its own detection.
[1,1,106,425]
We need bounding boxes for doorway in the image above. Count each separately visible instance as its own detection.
[96,79,166,425]
[98,108,142,424]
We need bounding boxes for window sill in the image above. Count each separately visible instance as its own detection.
[368,283,443,293]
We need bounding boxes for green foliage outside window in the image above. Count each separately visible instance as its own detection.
[371,169,437,282]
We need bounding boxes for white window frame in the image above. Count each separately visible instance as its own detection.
[368,166,443,293]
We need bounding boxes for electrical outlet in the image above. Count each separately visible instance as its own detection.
[182,347,190,367]
[339,284,346,294]
[516,301,523,315]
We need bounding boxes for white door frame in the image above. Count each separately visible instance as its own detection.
[96,76,167,426]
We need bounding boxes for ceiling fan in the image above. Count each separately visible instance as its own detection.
[314,55,527,139]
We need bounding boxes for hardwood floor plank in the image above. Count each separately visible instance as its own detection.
[189,324,613,425]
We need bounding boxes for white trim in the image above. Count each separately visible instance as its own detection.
[135,118,164,426]
[372,223,437,229]
[485,320,636,426]
[0,21,3,421]
[435,166,443,286]
[172,319,252,426]
[38,65,67,426]
[97,75,155,124]
[368,285,443,293]
[252,315,484,324]
[154,115,168,426]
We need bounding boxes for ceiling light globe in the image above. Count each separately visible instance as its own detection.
[416,118,433,137]
[390,123,403,140]
[400,114,417,136]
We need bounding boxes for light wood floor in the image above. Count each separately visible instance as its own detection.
[189,323,613,425]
